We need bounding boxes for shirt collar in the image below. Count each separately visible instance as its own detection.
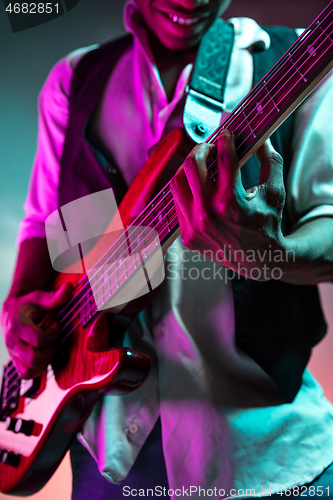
[227,17,271,50]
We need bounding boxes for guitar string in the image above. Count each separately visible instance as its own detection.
[2,8,332,404]
[56,18,333,332]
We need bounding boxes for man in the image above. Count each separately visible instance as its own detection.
[2,0,333,498]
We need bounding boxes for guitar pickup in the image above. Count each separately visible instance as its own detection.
[0,449,21,468]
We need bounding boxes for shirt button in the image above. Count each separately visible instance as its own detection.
[107,167,117,176]
[128,424,139,434]
[150,84,157,93]
[160,324,165,334]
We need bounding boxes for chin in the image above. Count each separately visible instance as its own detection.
[157,29,207,52]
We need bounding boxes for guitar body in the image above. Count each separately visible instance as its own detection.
[0,127,191,496]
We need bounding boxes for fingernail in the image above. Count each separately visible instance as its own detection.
[266,138,275,152]
[221,129,233,139]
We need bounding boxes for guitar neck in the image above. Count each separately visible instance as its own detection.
[210,2,333,167]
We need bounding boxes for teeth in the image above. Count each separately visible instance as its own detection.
[168,13,200,25]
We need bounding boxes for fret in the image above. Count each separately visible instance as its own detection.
[316,19,333,43]
[94,269,101,310]
[241,104,257,139]
[235,130,254,153]
[111,260,120,294]
[139,226,148,258]
[145,210,155,232]
[287,53,308,82]
[87,293,93,320]
[165,192,178,232]
[82,293,88,326]
[99,269,105,308]
[269,57,305,110]
[105,266,111,297]
[113,260,120,291]
[95,273,102,312]
[116,257,127,288]
[132,248,138,269]
[87,294,94,319]
[263,80,280,112]
[134,244,143,271]
[92,296,98,316]
[123,253,128,280]
[157,210,164,225]
[78,288,85,326]
[85,292,90,323]
[150,203,158,235]
[155,197,166,238]
[150,203,157,230]
[290,23,333,78]
[228,106,250,146]
[128,226,142,267]
[238,85,278,139]
[101,269,107,305]
[163,192,171,233]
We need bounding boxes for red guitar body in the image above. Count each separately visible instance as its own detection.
[0,128,192,496]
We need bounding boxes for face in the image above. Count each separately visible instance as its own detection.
[135,0,232,52]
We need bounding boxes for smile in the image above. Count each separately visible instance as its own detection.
[167,13,202,25]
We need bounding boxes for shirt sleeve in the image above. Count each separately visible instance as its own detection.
[286,70,333,230]
[16,46,96,246]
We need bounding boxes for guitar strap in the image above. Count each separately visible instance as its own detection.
[183,19,234,143]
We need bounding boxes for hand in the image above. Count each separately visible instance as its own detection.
[170,129,288,281]
[1,283,73,379]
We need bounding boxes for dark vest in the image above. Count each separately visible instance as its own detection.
[59,28,326,403]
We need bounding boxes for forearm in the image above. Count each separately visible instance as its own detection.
[281,216,333,285]
[1,238,71,379]
[6,237,57,300]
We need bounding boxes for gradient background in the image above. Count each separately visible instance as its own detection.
[0,0,332,498]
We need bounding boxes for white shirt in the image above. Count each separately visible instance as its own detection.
[17,2,333,498]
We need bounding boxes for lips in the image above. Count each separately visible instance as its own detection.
[156,3,212,28]
[150,2,214,49]
[167,13,204,26]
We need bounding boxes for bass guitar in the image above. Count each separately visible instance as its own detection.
[1,2,333,495]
